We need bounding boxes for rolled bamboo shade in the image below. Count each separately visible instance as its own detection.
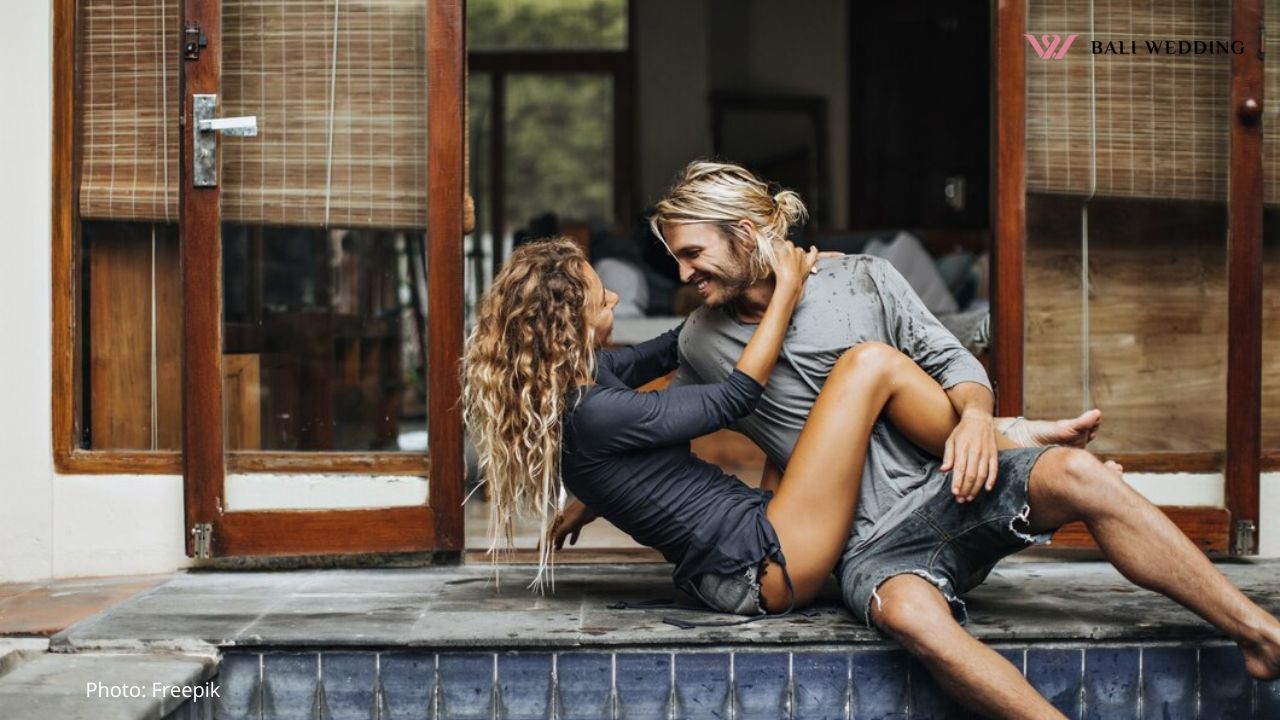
[79,0,433,229]
[1026,0,1233,203]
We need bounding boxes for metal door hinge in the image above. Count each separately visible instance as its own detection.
[191,523,213,559]
[1234,519,1257,556]
[184,23,207,61]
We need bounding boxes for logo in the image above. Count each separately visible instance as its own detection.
[1026,34,1078,60]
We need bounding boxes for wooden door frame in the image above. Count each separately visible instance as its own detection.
[991,0,1261,553]
[179,0,466,557]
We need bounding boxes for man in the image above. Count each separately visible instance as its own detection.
[646,161,1279,718]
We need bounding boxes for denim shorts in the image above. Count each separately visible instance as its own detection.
[686,560,768,616]
[838,445,1057,627]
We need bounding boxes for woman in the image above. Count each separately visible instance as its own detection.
[464,219,1027,616]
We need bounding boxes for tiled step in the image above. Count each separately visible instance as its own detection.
[0,650,216,720]
[205,645,1280,720]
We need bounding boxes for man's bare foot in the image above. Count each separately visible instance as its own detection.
[1239,618,1280,680]
[998,409,1102,449]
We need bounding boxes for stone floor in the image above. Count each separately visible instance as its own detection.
[0,574,167,637]
[46,560,1280,652]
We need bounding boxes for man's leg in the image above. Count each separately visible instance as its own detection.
[870,575,1067,720]
[1024,447,1280,680]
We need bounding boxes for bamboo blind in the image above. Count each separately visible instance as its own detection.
[1026,0,1232,203]
[79,0,430,229]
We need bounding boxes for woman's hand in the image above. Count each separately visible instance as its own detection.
[551,499,597,549]
[772,241,821,300]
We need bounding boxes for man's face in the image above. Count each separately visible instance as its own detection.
[663,222,754,307]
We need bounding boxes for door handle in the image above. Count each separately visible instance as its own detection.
[197,115,258,136]
[192,94,258,187]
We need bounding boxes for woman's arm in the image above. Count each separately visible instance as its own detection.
[597,322,683,388]
[733,244,819,385]
[571,243,820,453]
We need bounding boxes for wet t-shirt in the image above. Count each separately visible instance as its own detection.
[672,254,992,558]
[561,325,783,590]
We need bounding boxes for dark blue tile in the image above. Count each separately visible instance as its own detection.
[379,653,433,720]
[997,648,1027,676]
[792,652,848,720]
[1026,648,1083,719]
[320,653,377,720]
[1257,674,1280,719]
[498,654,553,720]
[850,649,909,719]
[262,653,320,720]
[1084,649,1139,720]
[437,654,495,720]
[615,653,672,720]
[1140,647,1196,720]
[214,652,260,720]
[673,652,728,720]
[556,653,612,720]
[734,653,789,720]
[1200,645,1254,719]
[909,656,970,719]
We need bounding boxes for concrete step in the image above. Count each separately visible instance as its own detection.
[0,650,216,720]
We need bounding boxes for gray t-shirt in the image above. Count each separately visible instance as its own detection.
[673,254,992,556]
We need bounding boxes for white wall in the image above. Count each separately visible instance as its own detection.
[0,0,56,582]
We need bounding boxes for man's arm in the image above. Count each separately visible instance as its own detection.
[870,257,998,501]
[942,382,1000,502]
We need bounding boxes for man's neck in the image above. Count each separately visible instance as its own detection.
[731,277,776,324]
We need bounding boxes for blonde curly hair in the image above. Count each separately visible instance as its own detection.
[650,160,808,283]
[462,237,597,591]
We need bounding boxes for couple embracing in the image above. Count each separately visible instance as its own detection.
[463,161,1280,718]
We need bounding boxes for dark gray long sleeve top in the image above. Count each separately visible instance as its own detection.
[561,325,783,590]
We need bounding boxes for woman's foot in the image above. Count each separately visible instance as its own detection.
[998,409,1102,449]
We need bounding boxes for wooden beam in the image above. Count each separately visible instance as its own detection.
[427,0,467,552]
[1226,0,1264,554]
[216,507,436,557]
[51,0,77,472]
[992,0,1026,417]
[180,0,226,556]
[1052,506,1230,554]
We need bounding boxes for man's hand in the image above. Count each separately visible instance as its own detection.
[942,410,999,503]
[551,499,597,550]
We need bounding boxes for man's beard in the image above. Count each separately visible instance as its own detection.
[701,251,754,308]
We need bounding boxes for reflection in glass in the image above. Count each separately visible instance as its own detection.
[221,226,428,452]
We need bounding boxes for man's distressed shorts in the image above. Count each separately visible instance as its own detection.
[838,445,1058,627]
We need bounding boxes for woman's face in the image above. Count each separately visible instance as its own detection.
[581,262,619,347]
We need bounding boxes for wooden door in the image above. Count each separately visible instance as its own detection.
[180,0,465,558]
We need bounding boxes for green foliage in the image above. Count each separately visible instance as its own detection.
[467,0,627,51]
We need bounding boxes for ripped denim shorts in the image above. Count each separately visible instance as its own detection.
[837,445,1058,627]
[686,560,769,616]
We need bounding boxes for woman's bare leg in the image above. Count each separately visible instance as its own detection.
[758,342,990,610]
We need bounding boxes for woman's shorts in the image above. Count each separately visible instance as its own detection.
[686,560,768,616]
[838,445,1058,627]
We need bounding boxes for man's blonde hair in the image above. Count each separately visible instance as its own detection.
[649,160,808,282]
